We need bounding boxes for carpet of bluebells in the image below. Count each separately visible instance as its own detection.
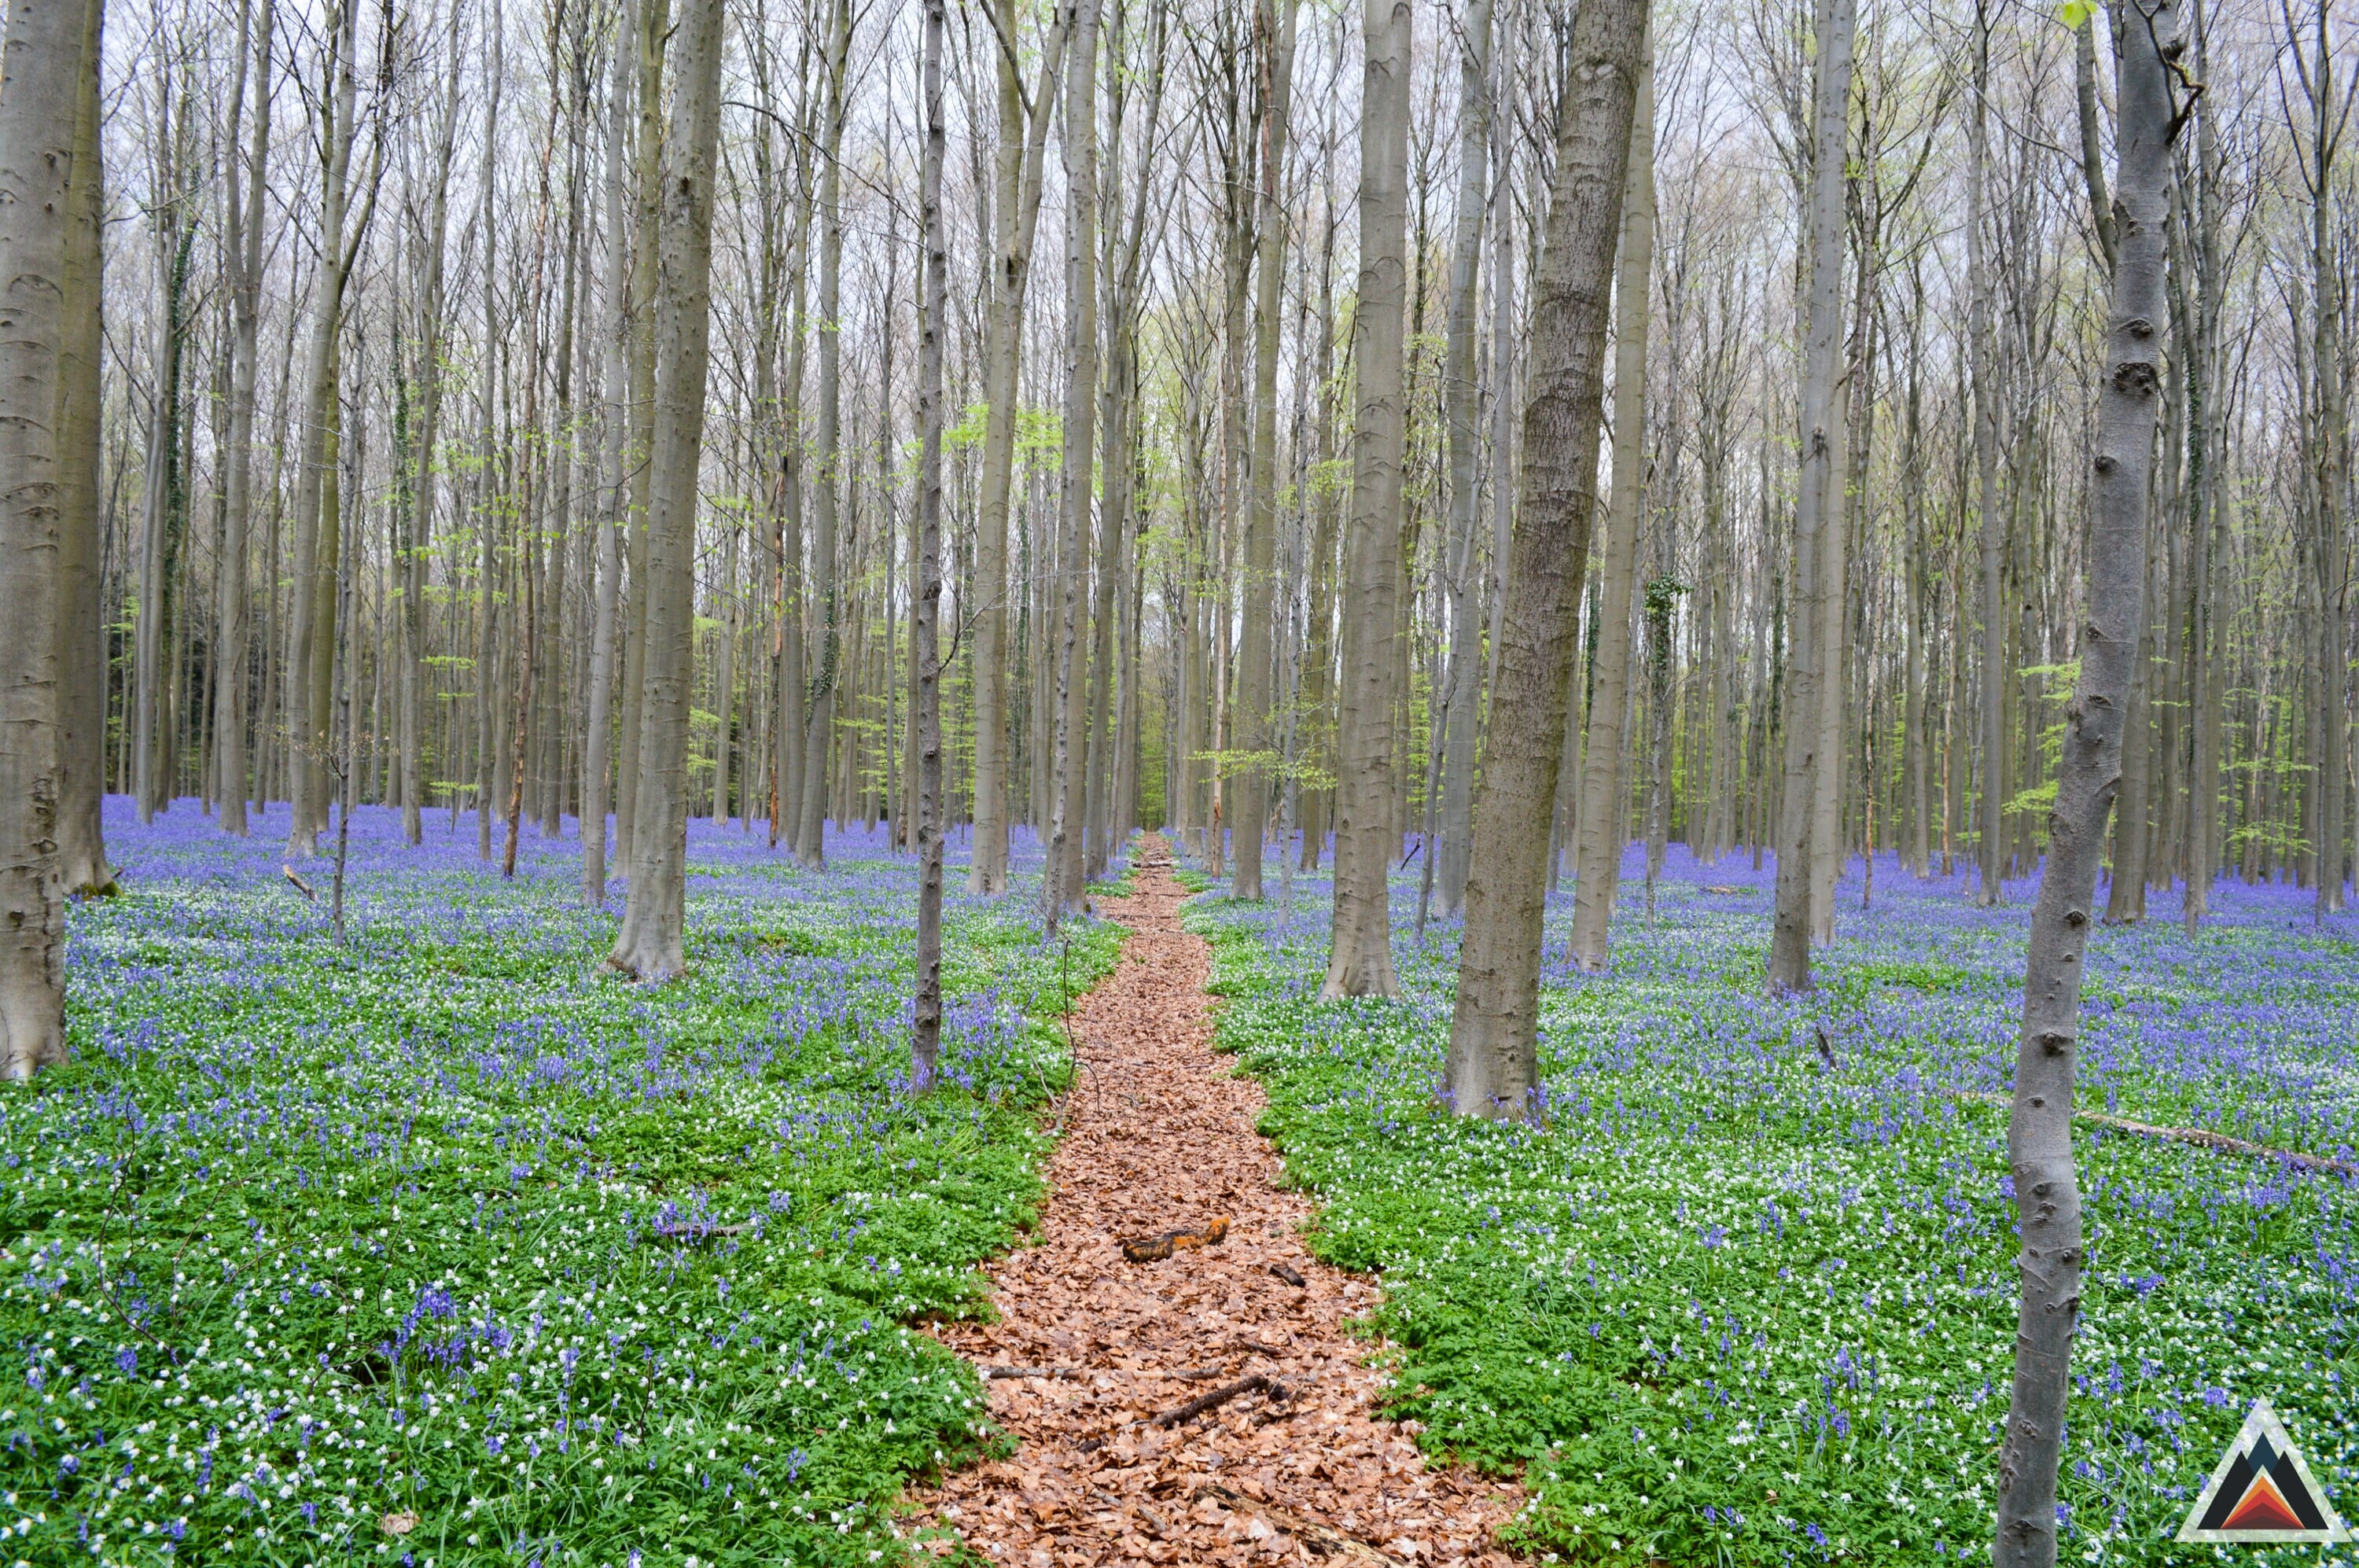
[1182,841,2359,1566]
[2,800,1121,1568]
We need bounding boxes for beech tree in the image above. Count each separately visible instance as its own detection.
[1321,0,1412,1000]
[1993,0,2181,1555]
[0,0,99,1078]
[609,0,727,979]
[1443,0,1649,1112]
[43,0,2356,1084]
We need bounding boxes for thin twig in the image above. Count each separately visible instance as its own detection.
[1153,1373,1268,1428]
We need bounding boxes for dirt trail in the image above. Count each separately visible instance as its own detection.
[911,839,1519,1566]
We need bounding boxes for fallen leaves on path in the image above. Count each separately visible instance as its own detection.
[907,840,1520,1566]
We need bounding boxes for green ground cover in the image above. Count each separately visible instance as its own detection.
[1187,844,2358,1566]
[1,805,1118,1568]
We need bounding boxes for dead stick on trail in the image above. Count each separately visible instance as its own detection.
[1154,1373,1268,1427]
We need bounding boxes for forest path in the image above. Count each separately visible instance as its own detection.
[910,838,1520,1566]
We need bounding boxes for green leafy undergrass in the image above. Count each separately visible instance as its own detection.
[2,807,1121,1568]
[1186,848,2359,1567]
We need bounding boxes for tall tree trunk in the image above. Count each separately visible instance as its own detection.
[1567,40,1653,972]
[2182,52,2225,933]
[212,0,271,843]
[2302,0,2347,916]
[54,0,108,890]
[1765,0,1853,993]
[1992,2,2175,1555]
[912,0,949,1087]
[134,81,193,826]
[795,0,852,869]
[712,520,738,822]
[583,15,636,903]
[970,0,1070,893]
[1230,0,1299,902]
[1441,0,1647,1113]
[402,21,464,848]
[1084,0,1162,885]
[609,0,725,978]
[1432,0,1493,921]
[0,0,94,1077]
[1299,196,1340,871]
[1970,0,2004,907]
[1320,0,1415,999]
[617,0,668,866]
[1043,0,1106,926]
[285,0,371,856]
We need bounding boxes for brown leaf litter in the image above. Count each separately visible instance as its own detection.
[906,837,1521,1566]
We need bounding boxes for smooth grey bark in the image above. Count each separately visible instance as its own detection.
[1765,0,1853,994]
[583,16,636,904]
[1298,193,1340,873]
[53,0,107,893]
[712,520,739,822]
[1991,0,2176,1556]
[472,0,505,862]
[2182,51,2225,933]
[2293,0,2347,915]
[1321,0,1415,999]
[1441,0,1647,1114]
[1084,0,1163,885]
[212,0,271,841]
[1432,0,1492,922]
[616,0,667,867]
[1970,0,2004,907]
[912,0,948,1088]
[1043,0,1106,928]
[608,0,725,979]
[794,0,851,869]
[1566,35,1652,973]
[134,78,192,827]
[1901,267,1931,878]
[969,0,1071,893]
[1231,0,1301,903]
[285,0,374,856]
[0,0,90,1078]
[401,17,465,848]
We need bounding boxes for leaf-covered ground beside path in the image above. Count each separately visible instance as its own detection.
[1,801,1120,1568]
[1184,843,2359,1566]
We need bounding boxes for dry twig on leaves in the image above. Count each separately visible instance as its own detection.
[984,1365,1081,1379]
[1153,1373,1268,1427]
[1119,1213,1231,1262]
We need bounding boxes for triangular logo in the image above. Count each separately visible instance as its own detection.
[2177,1397,2349,1543]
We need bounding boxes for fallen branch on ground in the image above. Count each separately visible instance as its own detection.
[1949,1091,2356,1176]
[1153,1374,1267,1427]
[1120,1215,1231,1263]
[984,1366,1081,1380]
